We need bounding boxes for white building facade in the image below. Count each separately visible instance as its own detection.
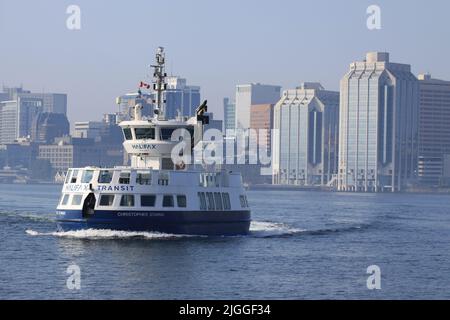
[338,52,419,192]
[272,83,339,186]
[235,83,281,130]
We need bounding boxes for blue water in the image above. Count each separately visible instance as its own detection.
[1,183,450,299]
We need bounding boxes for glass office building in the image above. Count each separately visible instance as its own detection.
[164,77,200,119]
[223,97,236,132]
[338,52,419,192]
[272,83,339,186]
[417,74,450,186]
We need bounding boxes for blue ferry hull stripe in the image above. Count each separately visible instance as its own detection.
[56,209,251,235]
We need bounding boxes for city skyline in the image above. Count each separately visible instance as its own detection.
[1,0,450,124]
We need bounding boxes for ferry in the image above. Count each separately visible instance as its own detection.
[55,47,251,236]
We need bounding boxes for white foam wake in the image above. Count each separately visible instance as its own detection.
[25,221,303,240]
[26,229,195,240]
[249,221,305,237]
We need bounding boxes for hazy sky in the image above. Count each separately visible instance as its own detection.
[1,0,449,123]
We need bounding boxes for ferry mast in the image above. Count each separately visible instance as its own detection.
[151,47,167,120]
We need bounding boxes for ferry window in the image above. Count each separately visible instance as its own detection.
[214,192,223,210]
[120,195,135,207]
[81,170,94,184]
[99,195,115,206]
[123,128,133,140]
[119,172,130,184]
[239,195,247,208]
[141,195,156,207]
[135,127,155,140]
[222,193,231,210]
[177,195,187,208]
[71,195,83,206]
[60,194,70,206]
[98,170,113,184]
[206,192,215,210]
[71,170,79,184]
[198,192,206,210]
[65,170,72,184]
[163,195,174,207]
[136,172,151,185]
[160,128,175,140]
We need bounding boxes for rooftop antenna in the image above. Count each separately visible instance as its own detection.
[151,47,167,120]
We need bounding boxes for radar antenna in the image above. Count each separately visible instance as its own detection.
[151,47,167,120]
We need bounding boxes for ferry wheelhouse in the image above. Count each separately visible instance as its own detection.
[56,47,251,235]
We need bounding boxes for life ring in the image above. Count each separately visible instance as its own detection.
[176,161,186,170]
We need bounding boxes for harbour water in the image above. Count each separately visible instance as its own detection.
[1,183,450,299]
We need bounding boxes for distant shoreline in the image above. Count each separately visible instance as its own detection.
[248,184,450,194]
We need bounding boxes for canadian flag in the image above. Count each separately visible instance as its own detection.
[139,81,151,89]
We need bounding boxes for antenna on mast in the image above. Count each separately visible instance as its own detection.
[151,47,167,120]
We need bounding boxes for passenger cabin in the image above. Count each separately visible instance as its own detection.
[58,167,249,213]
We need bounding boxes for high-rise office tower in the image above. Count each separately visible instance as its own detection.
[1,87,67,115]
[223,97,236,132]
[235,83,281,129]
[338,52,419,192]
[417,74,450,186]
[250,103,274,159]
[31,113,70,144]
[272,83,339,186]
[0,87,68,144]
[0,96,44,144]
[164,77,200,119]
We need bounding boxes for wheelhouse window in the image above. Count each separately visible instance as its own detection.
[136,171,151,185]
[214,192,223,210]
[198,192,206,210]
[99,195,115,206]
[141,195,156,207]
[177,195,187,208]
[71,195,83,206]
[160,128,176,140]
[206,192,215,210]
[98,170,113,184]
[123,128,133,140]
[65,170,72,184]
[135,127,155,140]
[239,195,248,208]
[120,195,135,207]
[81,170,94,184]
[70,170,79,184]
[162,195,174,207]
[60,194,70,206]
[119,172,130,184]
[222,193,231,210]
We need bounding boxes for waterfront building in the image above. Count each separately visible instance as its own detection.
[272,83,339,186]
[417,74,450,186]
[223,98,236,132]
[0,87,68,144]
[31,112,70,144]
[338,52,419,192]
[164,76,201,119]
[235,83,281,129]
[38,136,123,173]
